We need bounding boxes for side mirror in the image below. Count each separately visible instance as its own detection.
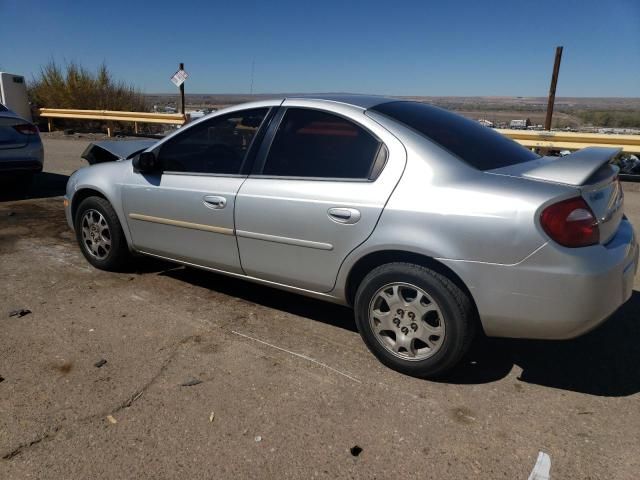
[133,151,161,173]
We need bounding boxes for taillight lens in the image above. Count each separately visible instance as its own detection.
[13,123,38,135]
[540,197,599,247]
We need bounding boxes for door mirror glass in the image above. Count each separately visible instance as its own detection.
[133,151,160,173]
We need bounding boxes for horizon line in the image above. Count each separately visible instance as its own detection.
[143,92,640,100]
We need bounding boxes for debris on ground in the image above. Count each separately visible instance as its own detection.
[0,375,4,383]
[9,309,31,318]
[106,415,117,424]
[130,391,143,403]
[180,378,202,387]
[528,451,551,480]
[254,436,262,443]
[7,211,15,217]
[350,446,363,457]
[94,359,107,368]
[209,412,215,423]
[52,362,73,375]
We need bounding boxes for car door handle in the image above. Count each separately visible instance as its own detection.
[203,195,227,209]
[328,207,361,224]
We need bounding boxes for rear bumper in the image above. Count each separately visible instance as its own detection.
[0,159,43,173]
[0,142,44,173]
[441,218,638,339]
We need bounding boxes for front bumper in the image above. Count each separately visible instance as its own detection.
[442,219,638,339]
[64,195,74,230]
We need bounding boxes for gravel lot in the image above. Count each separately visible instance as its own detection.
[1,137,639,479]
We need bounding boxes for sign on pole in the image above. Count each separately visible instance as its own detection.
[170,69,189,87]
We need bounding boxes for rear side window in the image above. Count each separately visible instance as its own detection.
[0,104,8,112]
[262,108,381,179]
[371,101,539,170]
[158,108,268,175]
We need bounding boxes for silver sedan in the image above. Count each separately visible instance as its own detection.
[64,95,638,378]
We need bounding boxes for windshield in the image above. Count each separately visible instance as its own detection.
[371,101,539,170]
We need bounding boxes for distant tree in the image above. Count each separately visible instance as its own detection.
[573,110,640,128]
[29,60,146,111]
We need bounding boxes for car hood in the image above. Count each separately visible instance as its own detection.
[81,139,157,165]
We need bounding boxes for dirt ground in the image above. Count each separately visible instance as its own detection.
[1,138,639,479]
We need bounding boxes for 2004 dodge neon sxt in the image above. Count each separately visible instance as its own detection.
[64,95,638,378]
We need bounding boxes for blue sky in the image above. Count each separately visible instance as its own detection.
[1,0,638,96]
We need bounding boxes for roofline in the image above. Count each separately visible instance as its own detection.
[283,94,397,110]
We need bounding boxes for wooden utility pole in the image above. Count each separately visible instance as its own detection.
[544,47,563,131]
[249,59,255,95]
[179,62,186,116]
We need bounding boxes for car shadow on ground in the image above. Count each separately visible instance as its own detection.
[157,266,640,397]
[0,172,69,201]
[160,266,358,333]
[449,290,640,397]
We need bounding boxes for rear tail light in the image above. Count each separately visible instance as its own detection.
[540,197,599,247]
[13,123,39,135]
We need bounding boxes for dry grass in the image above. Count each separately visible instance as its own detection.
[29,61,146,112]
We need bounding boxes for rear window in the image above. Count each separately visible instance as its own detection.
[371,101,539,170]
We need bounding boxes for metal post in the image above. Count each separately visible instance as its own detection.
[179,62,185,116]
[544,46,563,131]
[250,59,255,95]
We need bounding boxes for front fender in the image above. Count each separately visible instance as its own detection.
[66,161,134,249]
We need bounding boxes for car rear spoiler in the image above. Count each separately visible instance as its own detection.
[522,147,621,186]
[489,146,622,186]
[81,140,156,165]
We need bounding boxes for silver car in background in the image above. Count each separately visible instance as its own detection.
[64,95,638,378]
[0,103,44,188]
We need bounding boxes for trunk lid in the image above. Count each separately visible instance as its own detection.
[488,147,624,244]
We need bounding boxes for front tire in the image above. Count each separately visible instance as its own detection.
[354,262,476,378]
[74,196,131,271]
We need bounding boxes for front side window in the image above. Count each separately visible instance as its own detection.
[262,108,381,179]
[158,108,268,174]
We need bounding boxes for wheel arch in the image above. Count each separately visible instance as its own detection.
[71,187,109,223]
[344,250,480,325]
[71,186,134,251]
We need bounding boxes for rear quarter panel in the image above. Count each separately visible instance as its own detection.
[332,119,574,299]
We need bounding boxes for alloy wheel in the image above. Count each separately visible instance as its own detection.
[368,282,446,361]
[81,209,112,260]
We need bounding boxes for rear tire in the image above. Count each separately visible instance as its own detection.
[354,262,476,378]
[74,196,131,271]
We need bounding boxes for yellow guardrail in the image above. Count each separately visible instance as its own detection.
[37,108,640,152]
[497,129,640,154]
[38,108,186,136]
